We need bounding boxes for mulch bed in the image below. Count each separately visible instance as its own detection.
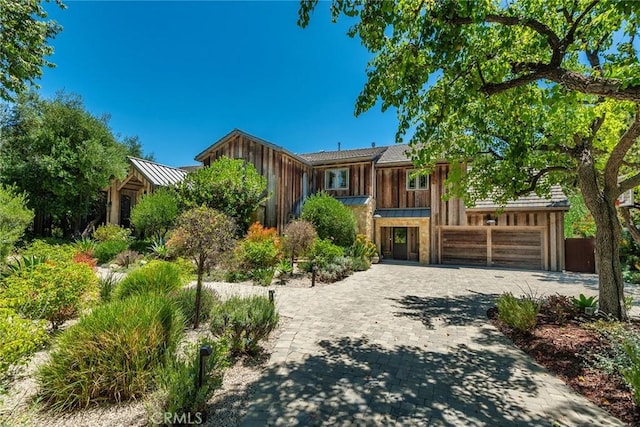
[488,308,640,426]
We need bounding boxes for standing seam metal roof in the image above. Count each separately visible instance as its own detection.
[128,157,187,187]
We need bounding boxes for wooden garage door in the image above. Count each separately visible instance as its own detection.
[439,226,545,270]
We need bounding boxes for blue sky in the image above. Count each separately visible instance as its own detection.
[39,1,401,167]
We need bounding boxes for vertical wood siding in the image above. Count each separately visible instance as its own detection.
[313,162,373,196]
[375,166,431,209]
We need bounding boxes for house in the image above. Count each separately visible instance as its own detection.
[105,157,187,227]
[108,128,569,271]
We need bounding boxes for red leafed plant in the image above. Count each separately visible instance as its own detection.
[72,252,98,271]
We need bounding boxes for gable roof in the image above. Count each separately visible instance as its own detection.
[300,146,387,165]
[194,128,311,166]
[128,157,187,187]
[469,186,569,211]
[375,144,413,165]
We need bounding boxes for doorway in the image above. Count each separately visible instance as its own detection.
[393,227,408,260]
[120,195,131,228]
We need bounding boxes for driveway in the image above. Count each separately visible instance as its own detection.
[212,264,629,426]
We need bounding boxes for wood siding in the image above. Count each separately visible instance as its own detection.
[375,166,431,209]
[200,133,312,231]
[313,162,373,196]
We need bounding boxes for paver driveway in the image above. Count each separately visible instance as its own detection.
[211,264,629,426]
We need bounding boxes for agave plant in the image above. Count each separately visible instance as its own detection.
[571,294,598,309]
[150,238,170,260]
[73,237,97,255]
[2,254,49,277]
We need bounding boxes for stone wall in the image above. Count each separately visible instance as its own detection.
[347,198,375,241]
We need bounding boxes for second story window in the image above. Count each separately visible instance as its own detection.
[407,170,429,190]
[325,168,349,190]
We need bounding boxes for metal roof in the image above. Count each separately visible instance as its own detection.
[469,186,569,210]
[300,147,387,165]
[335,196,371,206]
[374,208,431,218]
[128,157,187,187]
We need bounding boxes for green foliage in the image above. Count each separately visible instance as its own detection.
[282,220,317,261]
[0,308,48,380]
[38,294,183,411]
[0,185,34,262]
[1,254,48,278]
[1,261,98,329]
[307,238,344,268]
[251,267,275,286]
[171,287,219,326]
[239,240,281,272]
[150,238,171,260]
[94,239,129,264]
[0,92,130,236]
[621,227,640,285]
[149,338,229,423]
[98,271,119,303]
[542,294,579,325]
[128,238,153,254]
[585,321,633,377]
[93,224,131,242]
[316,256,353,283]
[21,240,76,263]
[301,192,357,247]
[348,234,378,259]
[130,189,179,240]
[73,237,97,256]
[210,296,279,356]
[350,256,371,272]
[564,193,596,238]
[571,294,598,309]
[0,1,64,101]
[623,339,640,405]
[115,260,187,300]
[276,259,293,276]
[496,293,541,332]
[173,156,267,233]
[223,270,250,283]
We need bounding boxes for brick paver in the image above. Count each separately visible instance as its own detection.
[208,264,632,426]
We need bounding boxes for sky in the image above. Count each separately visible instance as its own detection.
[38,1,401,167]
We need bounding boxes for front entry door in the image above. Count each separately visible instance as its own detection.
[120,195,131,228]
[393,227,408,260]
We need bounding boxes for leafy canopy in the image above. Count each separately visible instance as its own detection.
[174,156,267,233]
[301,191,357,247]
[130,188,179,240]
[0,0,65,101]
[0,92,130,235]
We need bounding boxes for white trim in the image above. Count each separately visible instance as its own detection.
[325,168,349,190]
[406,170,429,191]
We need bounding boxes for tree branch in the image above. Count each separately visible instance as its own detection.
[515,166,571,196]
[564,0,599,46]
[620,206,640,246]
[605,108,640,189]
[619,172,640,195]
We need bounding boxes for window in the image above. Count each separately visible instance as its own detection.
[325,168,349,190]
[406,170,429,190]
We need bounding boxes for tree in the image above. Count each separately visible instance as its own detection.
[0,185,34,262]
[301,192,357,247]
[130,188,178,240]
[173,156,268,233]
[300,0,640,320]
[0,92,129,236]
[169,207,236,329]
[282,220,317,262]
[0,0,65,101]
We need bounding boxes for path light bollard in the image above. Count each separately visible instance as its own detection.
[311,264,317,287]
[268,289,275,304]
[125,254,130,269]
[198,344,212,389]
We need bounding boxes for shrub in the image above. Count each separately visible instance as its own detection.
[0,185,34,263]
[148,338,229,423]
[1,261,99,329]
[223,270,250,283]
[171,287,219,325]
[0,308,47,379]
[542,293,579,325]
[349,234,378,259]
[307,238,344,268]
[72,252,98,271]
[114,249,143,267]
[115,260,187,300]
[93,224,131,242]
[38,294,183,411]
[72,237,97,256]
[350,256,371,272]
[1,254,48,278]
[276,259,293,285]
[496,292,541,332]
[316,256,353,283]
[128,238,153,254]
[94,239,129,264]
[251,267,275,286]
[623,338,640,405]
[571,293,598,309]
[130,189,179,240]
[21,240,76,263]
[98,272,120,303]
[150,238,171,260]
[210,296,279,356]
[282,220,317,262]
[301,192,357,247]
[237,223,282,270]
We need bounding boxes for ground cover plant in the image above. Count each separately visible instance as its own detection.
[491,292,640,425]
[0,308,47,382]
